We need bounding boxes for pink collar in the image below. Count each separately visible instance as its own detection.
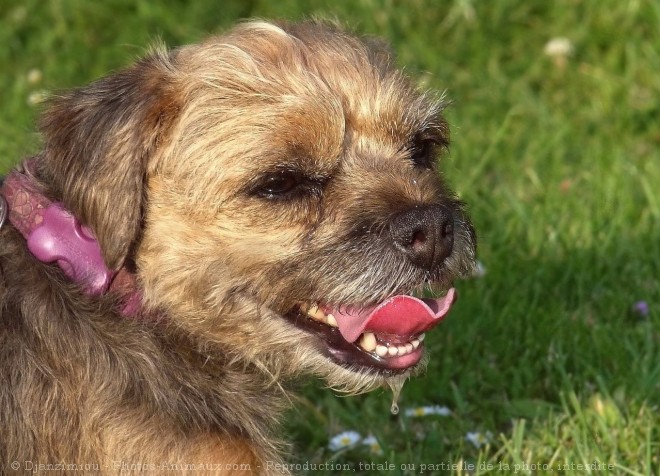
[0,160,143,317]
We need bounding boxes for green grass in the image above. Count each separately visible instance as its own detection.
[2,1,658,474]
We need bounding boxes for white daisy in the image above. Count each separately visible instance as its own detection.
[544,37,574,58]
[361,435,383,455]
[405,405,451,417]
[27,90,48,106]
[328,430,362,451]
[27,69,43,85]
[465,431,493,449]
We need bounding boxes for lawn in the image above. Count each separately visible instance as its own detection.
[1,1,658,474]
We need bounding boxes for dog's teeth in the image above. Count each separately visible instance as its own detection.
[375,345,388,357]
[369,337,420,357]
[418,333,426,342]
[359,332,377,352]
[306,305,326,322]
[326,313,338,327]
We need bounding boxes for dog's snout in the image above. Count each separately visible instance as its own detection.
[389,204,454,270]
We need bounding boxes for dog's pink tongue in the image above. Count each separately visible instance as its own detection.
[328,288,456,343]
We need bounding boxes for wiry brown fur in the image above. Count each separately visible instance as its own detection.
[0,20,475,474]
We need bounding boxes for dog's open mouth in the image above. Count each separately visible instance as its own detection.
[288,288,456,373]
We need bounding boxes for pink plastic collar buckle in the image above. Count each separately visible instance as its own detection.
[27,203,115,295]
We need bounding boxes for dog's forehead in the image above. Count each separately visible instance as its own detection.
[175,22,444,180]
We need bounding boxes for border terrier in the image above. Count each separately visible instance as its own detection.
[0,20,476,473]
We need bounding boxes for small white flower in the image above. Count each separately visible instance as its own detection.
[428,405,451,416]
[405,406,428,417]
[27,90,48,106]
[362,435,383,455]
[27,68,43,85]
[466,431,493,449]
[405,407,426,417]
[544,37,574,58]
[328,430,362,451]
[405,405,451,417]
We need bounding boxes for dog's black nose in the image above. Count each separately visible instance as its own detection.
[389,204,454,270]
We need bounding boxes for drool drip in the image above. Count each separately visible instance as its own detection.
[386,372,410,415]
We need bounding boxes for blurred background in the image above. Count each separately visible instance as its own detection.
[1,1,658,474]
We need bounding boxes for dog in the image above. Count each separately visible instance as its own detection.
[0,20,476,474]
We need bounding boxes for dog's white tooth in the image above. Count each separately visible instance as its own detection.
[405,343,413,354]
[397,344,407,355]
[412,339,420,349]
[388,346,399,356]
[306,305,326,322]
[418,333,426,342]
[326,313,338,327]
[375,345,388,357]
[359,332,377,352]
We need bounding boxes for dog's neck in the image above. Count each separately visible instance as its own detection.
[0,159,143,317]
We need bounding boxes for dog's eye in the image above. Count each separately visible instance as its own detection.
[253,172,304,199]
[410,139,437,169]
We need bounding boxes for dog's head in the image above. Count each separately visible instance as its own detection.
[38,21,476,392]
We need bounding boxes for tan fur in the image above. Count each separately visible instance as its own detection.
[0,20,475,474]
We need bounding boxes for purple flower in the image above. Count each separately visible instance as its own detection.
[633,301,649,317]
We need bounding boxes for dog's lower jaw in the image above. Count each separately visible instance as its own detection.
[307,352,404,395]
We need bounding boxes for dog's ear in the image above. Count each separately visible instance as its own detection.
[39,48,180,270]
